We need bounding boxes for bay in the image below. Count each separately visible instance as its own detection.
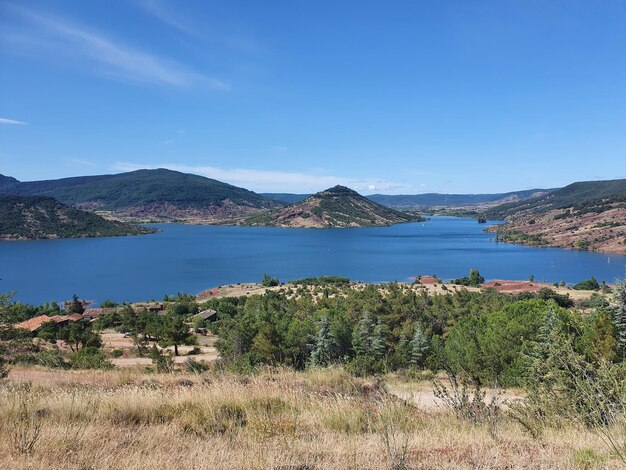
[1,217,625,305]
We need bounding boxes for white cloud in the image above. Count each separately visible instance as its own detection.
[0,117,26,125]
[6,6,229,89]
[136,0,198,36]
[112,162,413,194]
[136,0,262,54]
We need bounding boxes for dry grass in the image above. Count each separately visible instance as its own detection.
[0,366,616,469]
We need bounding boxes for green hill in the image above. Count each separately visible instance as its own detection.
[246,185,425,228]
[486,179,626,219]
[368,189,554,209]
[0,169,281,222]
[485,179,626,254]
[0,195,154,240]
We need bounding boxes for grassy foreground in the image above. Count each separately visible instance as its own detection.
[0,366,614,469]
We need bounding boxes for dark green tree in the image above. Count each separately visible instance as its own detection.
[58,320,102,352]
[159,314,195,356]
[309,316,333,367]
[409,325,429,368]
[67,294,86,314]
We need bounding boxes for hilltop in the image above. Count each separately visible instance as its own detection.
[0,195,154,240]
[245,185,425,228]
[485,179,626,254]
[0,169,281,223]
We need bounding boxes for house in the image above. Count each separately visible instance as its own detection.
[82,308,118,320]
[131,303,164,314]
[14,314,84,333]
[193,309,217,322]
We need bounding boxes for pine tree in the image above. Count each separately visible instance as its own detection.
[409,325,429,368]
[612,280,626,358]
[353,311,376,356]
[309,316,333,366]
[371,323,386,360]
[529,304,558,363]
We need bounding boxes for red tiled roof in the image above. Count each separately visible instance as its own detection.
[14,313,84,332]
[14,315,63,332]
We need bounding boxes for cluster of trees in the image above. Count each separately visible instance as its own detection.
[209,278,626,385]
[95,294,199,356]
[451,269,485,287]
[0,292,201,371]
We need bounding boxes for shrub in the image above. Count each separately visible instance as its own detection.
[72,347,113,370]
[111,348,123,358]
[185,358,209,374]
[187,346,202,355]
[149,345,175,373]
[573,277,600,291]
[346,355,384,376]
[7,391,45,454]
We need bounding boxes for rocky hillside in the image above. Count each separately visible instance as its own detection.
[0,195,154,240]
[0,169,282,223]
[485,179,626,254]
[245,185,425,228]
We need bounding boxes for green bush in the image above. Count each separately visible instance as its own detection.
[573,277,600,291]
[185,358,209,373]
[72,347,113,370]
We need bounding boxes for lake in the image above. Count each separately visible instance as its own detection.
[1,217,625,305]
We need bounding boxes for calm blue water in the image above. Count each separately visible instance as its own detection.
[1,217,625,305]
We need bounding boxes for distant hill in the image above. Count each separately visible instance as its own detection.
[0,169,282,223]
[485,179,626,254]
[367,189,554,209]
[262,188,553,209]
[0,195,154,240]
[245,185,425,228]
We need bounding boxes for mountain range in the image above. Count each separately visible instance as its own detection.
[2,169,626,253]
[262,188,554,209]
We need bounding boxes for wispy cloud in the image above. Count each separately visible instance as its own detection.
[136,0,198,36]
[5,5,229,89]
[112,162,413,194]
[136,0,262,54]
[0,117,26,125]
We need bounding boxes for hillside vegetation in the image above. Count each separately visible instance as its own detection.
[368,188,553,210]
[0,279,624,468]
[245,185,424,228]
[486,179,626,254]
[0,195,153,240]
[0,169,281,223]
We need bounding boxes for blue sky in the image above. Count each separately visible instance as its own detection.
[2,0,626,194]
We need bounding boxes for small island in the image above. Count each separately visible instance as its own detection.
[243,185,426,228]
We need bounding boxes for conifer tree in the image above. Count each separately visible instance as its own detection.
[612,280,626,358]
[409,325,429,368]
[371,323,386,360]
[309,316,333,366]
[352,311,376,356]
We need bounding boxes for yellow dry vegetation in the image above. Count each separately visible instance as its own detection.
[0,366,616,469]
